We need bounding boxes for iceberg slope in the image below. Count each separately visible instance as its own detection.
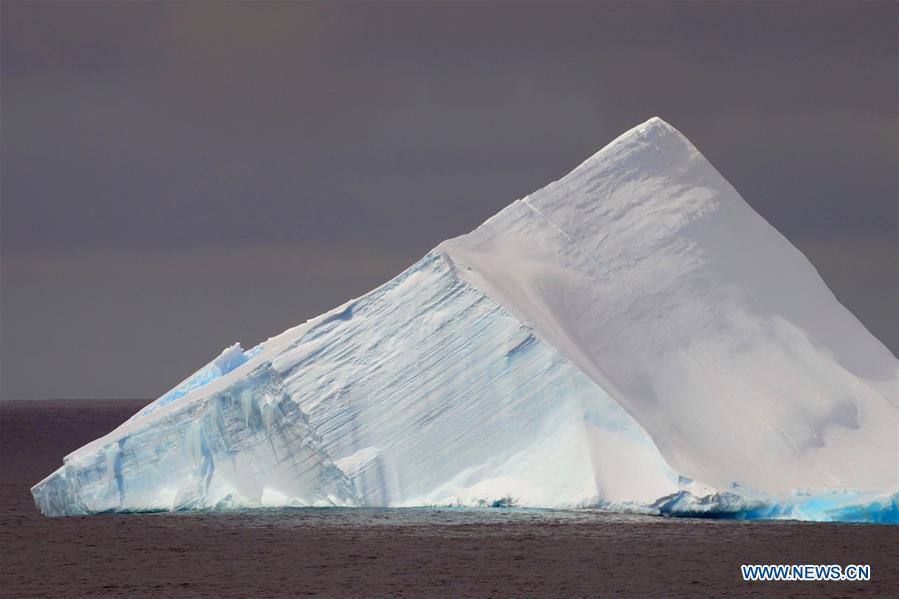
[33,117,898,520]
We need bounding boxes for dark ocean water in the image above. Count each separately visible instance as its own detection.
[1,400,896,598]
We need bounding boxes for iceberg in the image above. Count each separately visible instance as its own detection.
[32,117,898,522]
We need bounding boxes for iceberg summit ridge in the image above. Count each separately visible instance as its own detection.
[32,118,898,522]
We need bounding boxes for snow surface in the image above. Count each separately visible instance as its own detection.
[32,117,898,522]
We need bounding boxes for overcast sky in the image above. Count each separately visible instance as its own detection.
[2,1,896,400]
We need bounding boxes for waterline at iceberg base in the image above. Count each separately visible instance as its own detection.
[32,118,898,523]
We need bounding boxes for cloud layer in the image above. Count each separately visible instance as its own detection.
[2,2,896,399]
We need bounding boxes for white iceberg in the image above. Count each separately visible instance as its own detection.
[32,118,898,522]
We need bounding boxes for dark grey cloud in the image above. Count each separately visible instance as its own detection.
[1,1,896,400]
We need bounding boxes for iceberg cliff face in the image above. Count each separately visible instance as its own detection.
[32,118,898,521]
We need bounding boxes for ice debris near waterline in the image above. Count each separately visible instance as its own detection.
[33,117,898,522]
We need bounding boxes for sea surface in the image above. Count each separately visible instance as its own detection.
[1,399,895,597]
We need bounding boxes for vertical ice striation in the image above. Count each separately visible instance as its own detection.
[32,117,898,521]
[33,370,358,515]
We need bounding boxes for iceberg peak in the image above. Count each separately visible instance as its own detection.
[572,116,692,172]
[623,115,681,142]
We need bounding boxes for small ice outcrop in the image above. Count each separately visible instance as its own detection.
[123,343,252,424]
[213,343,249,374]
